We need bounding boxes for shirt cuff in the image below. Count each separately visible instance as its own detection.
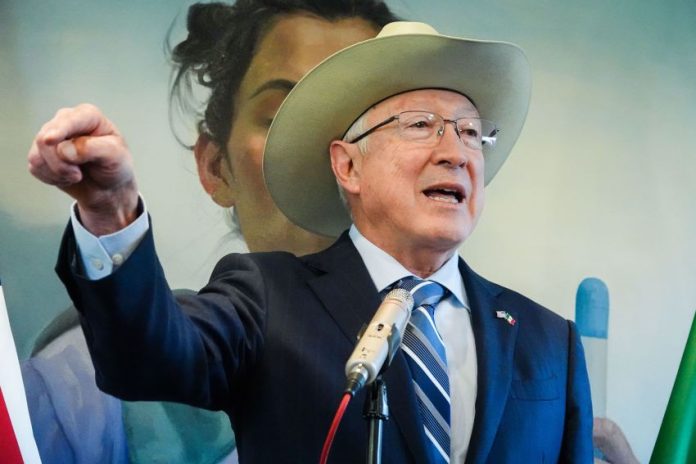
[70,197,150,280]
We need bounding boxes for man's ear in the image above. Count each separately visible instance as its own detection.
[194,133,236,207]
[329,140,362,196]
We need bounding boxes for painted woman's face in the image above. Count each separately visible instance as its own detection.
[197,14,378,255]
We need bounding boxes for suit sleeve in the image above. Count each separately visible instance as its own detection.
[55,221,268,412]
[560,320,594,462]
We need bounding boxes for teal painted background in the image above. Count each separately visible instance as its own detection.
[1,1,695,461]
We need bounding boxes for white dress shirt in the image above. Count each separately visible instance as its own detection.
[71,201,150,280]
[348,226,477,462]
[71,205,478,462]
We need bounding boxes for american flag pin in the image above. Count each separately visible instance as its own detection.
[496,310,516,326]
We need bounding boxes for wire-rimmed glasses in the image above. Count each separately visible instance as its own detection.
[348,110,498,150]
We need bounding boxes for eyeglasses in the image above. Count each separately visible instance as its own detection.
[348,111,498,150]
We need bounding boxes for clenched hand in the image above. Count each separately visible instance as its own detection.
[28,104,140,235]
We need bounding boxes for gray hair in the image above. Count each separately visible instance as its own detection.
[342,111,369,153]
[337,110,370,210]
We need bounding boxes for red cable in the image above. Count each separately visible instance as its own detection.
[319,392,352,464]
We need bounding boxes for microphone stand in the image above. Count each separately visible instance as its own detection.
[351,320,404,464]
[346,324,401,464]
[363,375,389,464]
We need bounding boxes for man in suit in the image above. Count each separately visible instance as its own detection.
[22,2,399,462]
[28,21,592,463]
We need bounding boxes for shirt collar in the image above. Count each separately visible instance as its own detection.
[349,225,469,309]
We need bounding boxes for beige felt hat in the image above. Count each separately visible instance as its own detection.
[263,21,531,238]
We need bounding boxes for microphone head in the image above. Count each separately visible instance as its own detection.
[575,277,609,339]
[343,286,415,391]
[384,288,414,308]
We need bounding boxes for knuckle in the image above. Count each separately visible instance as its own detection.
[54,107,71,118]
[77,102,99,115]
[27,142,38,158]
[28,164,52,183]
[55,165,76,178]
[27,152,40,167]
[36,123,52,141]
[35,132,51,146]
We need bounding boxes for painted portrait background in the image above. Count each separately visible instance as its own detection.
[1,1,695,461]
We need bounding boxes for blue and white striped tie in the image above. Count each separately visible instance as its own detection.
[398,277,451,464]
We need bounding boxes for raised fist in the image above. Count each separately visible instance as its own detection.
[28,104,139,235]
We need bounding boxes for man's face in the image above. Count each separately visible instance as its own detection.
[344,89,486,257]
[202,14,377,254]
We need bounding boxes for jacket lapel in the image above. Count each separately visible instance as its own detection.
[303,232,380,344]
[303,233,431,463]
[461,260,519,464]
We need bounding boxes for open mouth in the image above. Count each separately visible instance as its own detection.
[423,187,464,204]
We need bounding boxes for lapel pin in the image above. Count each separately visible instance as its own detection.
[496,310,516,326]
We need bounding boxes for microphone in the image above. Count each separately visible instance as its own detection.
[344,288,414,395]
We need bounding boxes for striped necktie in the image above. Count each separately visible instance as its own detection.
[398,277,451,464]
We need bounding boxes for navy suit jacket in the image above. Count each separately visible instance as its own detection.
[57,225,592,463]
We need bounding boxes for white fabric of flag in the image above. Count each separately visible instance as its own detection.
[0,281,42,463]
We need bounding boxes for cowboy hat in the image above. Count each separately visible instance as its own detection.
[263,21,531,238]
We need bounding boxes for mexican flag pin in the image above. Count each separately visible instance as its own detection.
[496,310,516,326]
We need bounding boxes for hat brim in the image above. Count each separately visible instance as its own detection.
[264,31,531,238]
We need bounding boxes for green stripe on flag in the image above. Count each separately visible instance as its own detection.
[650,312,696,464]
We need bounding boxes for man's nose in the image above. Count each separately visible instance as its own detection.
[433,122,469,167]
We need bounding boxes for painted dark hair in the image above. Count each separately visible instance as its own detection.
[169,0,399,149]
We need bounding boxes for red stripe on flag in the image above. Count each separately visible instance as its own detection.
[0,387,24,464]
